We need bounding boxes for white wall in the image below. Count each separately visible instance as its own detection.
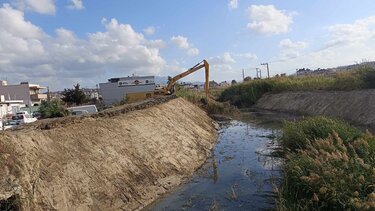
[0,84,31,106]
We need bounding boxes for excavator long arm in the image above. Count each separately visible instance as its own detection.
[165,59,210,98]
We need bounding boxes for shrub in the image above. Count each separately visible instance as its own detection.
[38,100,68,118]
[281,133,375,210]
[281,116,363,151]
[360,68,375,88]
[279,117,375,210]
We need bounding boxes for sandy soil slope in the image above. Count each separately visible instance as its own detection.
[255,90,375,130]
[0,98,217,210]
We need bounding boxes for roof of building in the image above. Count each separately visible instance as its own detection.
[107,76,154,83]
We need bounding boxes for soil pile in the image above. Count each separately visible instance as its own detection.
[0,98,217,210]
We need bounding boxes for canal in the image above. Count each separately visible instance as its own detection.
[147,111,290,210]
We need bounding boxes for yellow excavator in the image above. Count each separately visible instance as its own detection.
[157,60,210,99]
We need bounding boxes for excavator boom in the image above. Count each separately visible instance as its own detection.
[164,60,210,98]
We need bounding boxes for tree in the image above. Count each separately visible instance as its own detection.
[231,80,237,85]
[38,100,68,119]
[62,83,88,106]
[244,77,252,82]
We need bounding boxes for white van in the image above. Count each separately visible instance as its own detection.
[67,105,98,116]
[11,114,37,125]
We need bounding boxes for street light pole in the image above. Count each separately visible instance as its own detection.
[261,63,270,78]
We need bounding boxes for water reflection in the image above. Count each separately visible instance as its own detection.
[146,114,284,211]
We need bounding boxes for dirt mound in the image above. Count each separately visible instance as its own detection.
[0,98,217,210]
[255,90,375,130]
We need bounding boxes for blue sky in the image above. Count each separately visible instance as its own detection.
[1,0,375,89]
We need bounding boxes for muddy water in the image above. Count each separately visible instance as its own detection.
[147,112,287,211]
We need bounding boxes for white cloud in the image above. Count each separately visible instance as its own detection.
[143,26,156,35]
[10,0,55,15]
[0,4,167,89]
[278,39,308,59]
[270,17,375,76]
[279,39,308,50]
[211,52,236,64]
[187,48,199,56]
[208,52,236,73]
[67,0,84,10]
[228,0,238,10]
[247,5,293,35]
[171,35,200,56]
[326,16,375,48]
[171,35,189,49]
[146,39,166,48]
[234,53,258,60]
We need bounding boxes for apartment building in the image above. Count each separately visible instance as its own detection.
[0,80,47,106]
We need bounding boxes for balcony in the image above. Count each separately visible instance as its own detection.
[30,94,47,101]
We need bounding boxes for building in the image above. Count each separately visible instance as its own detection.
[0,95,25,118]
[219,81,230,87]
[82,88,100,100]
[99,76,155,105]
[0,81,47,106]
[296,68,312,76]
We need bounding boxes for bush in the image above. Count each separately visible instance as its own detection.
[281,133,375,210]
[38,100,68,118]
[279,116,375,210]
[360,68,375,88]
[219,80,273,107]
[281,116,363,151]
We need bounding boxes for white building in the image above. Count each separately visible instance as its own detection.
[99,76,155,105]
[0,81,47,106]
[0,95,25,119]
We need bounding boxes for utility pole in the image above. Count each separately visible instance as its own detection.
[242,69,245,81]
[261,63,270,78]
[256,68,262,79]
[47,86,51,102]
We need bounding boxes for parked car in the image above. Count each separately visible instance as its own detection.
[70,110,89,116]
[11,113,37,125]
[67,105,97,116]
[0,120,14,131]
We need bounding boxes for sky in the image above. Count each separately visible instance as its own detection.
[1,0,375,90]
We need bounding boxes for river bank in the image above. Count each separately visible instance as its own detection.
[0,98,217,210]
[255,89,375,131]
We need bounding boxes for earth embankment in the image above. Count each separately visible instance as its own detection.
[255,90,375,129]
[0,97,217,210]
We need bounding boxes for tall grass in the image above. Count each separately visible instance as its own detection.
[278,117,375,210]
[219,67,375,107]
[281,116,363,151]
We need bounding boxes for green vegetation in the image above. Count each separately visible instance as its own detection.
[278,117,375,210]
[117,95,130,105]
[219,67,375,107]
[38,100,68,118]
[281,116,363,151]
[176,88,238,115]
[61,83,88,106]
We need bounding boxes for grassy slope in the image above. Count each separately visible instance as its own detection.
[219,67,375,107]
